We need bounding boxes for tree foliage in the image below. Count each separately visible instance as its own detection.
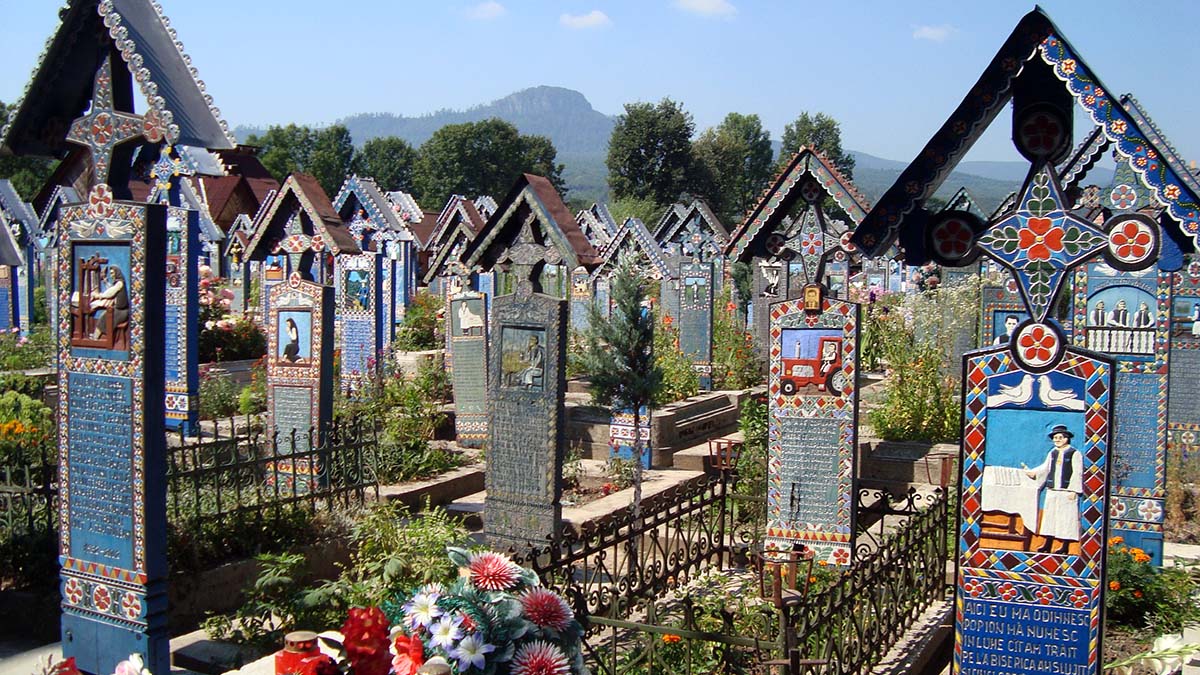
[693,112,774,224]
[580,254,663,515]
[412,118,565,207]
[606,98,698,206]
[779,112,855,179]
[0,101,57,200]
[246,124,355,197]
[351,136,417,192]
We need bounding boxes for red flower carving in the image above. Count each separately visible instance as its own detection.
[998,582,1018,601]
[1035,586,1055,605]
[800,232,822,256]
[935,218,973,257]
[1111,221,1152,261]
[1018,217,1064,262]
[92,585,112,612]
[832,548,850,564]
[64,578,84,605]
[963,579,984,598]
[1018,325,1057,364]
[1069,589,1089,609]
[1021,113,1062,152]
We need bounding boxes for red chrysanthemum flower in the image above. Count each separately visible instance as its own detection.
[468,551,521,591]
[1018,217,1065,262]
[510,640,571,675]
[521,587,574,632]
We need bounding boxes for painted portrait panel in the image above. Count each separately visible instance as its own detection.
[979,369,1088,555]
[451,296,486,337]
[779,328,845,396]
[277,309,313,365]
[500,326,546,392]
[990,310,1028,346]
[1083,285,1156,357]
[69,242,132,360]
[343,268,372,312]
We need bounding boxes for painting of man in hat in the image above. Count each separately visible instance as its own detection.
[1025,424,1083,555]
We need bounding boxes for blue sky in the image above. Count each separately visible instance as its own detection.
[1,0,1197,164]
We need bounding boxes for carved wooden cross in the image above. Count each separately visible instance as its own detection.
[66,53,145,189]
[503,215,562,294]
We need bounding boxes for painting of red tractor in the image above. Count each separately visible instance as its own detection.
[779,328,847,396]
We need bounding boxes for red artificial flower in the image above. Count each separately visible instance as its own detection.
[1018,217,1065,262]
[468,551,521,591]
[341,607,392,675]
[510,640,571,675]
[391,632,426,675]
[50,658,80,675]
[520,587,574,632]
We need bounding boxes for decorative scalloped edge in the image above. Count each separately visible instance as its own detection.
[655,199,729,253]
[1039,35,1200,241]
[332,175,405,240]
[1,1,236,151]
[591,216,670,281]
[1057,123,1110,192]
[729,147,872,261]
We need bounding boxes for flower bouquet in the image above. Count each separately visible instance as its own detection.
[333,547,588,675]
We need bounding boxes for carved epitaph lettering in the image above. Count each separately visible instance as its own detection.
[67,373,134,566]
[766,297,858,564]
[450,294,488,448]
[58,199,168,675]
[485,291,565,548]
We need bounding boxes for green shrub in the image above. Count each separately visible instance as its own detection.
[711,287,762,390]
[653,312,699,405]
[0,371,50,399]
[0,325,53,371]
[0,390,54,465]
[394,290,442,351]
[237,359,267,415]
[198,316,267,363]
[1105,537,1200,632]
[198,368,240,419]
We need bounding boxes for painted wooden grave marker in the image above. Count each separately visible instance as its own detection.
[449,290,489,448]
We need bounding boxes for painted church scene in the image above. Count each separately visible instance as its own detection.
[2,2,1200,675]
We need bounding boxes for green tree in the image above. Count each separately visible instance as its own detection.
[693,112,774,223]
[307,125,355,197]
[0,101,56,199]
[779,112,855,178]
[580,254,662,518]
[412,118,565,206]
[606,98,698,206]
[352,136,417,192]
[246,124,355,196]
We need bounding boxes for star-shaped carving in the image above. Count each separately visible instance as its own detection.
[504,217,558,288]
[782,205,850,287]
[976,164,1108,322]
[65,54,145,188]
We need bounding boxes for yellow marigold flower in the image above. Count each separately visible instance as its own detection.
[1108,536,1124,546]
[808,576,817,584]
[662,634,681,644]
[1134,553,1151,564]
[1109,581,1121,591]
[818,560,829,567]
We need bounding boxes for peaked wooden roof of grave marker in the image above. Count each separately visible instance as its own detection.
[386,191,436,248]
[575,207,614,250]
[593,217,670,280]
[423,196,487,284]
[37,185,80,249]
[726,146,871,263]
[222,213,254,261]
[2,0,236,159]
[462,173,601,273]
[245,173,359,260]
[941,187,987,218]
[851,8,1200,261]
[0,211,26,267]
[474,195,499,220]
[333,175,409,253]
[430,195,486,250]
[654,197,730,260]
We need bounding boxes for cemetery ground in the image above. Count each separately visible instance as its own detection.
[1,280,1197,675]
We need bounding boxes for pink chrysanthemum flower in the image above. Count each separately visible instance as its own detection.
[509,640,571,675]
[520,587,574,632]
[468,551,520,591]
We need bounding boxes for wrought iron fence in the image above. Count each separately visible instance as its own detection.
[785,488,950,675]
[538,481,949,675]
[166,416,380,534]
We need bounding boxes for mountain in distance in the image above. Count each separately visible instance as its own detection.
[233,87,1113,212]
